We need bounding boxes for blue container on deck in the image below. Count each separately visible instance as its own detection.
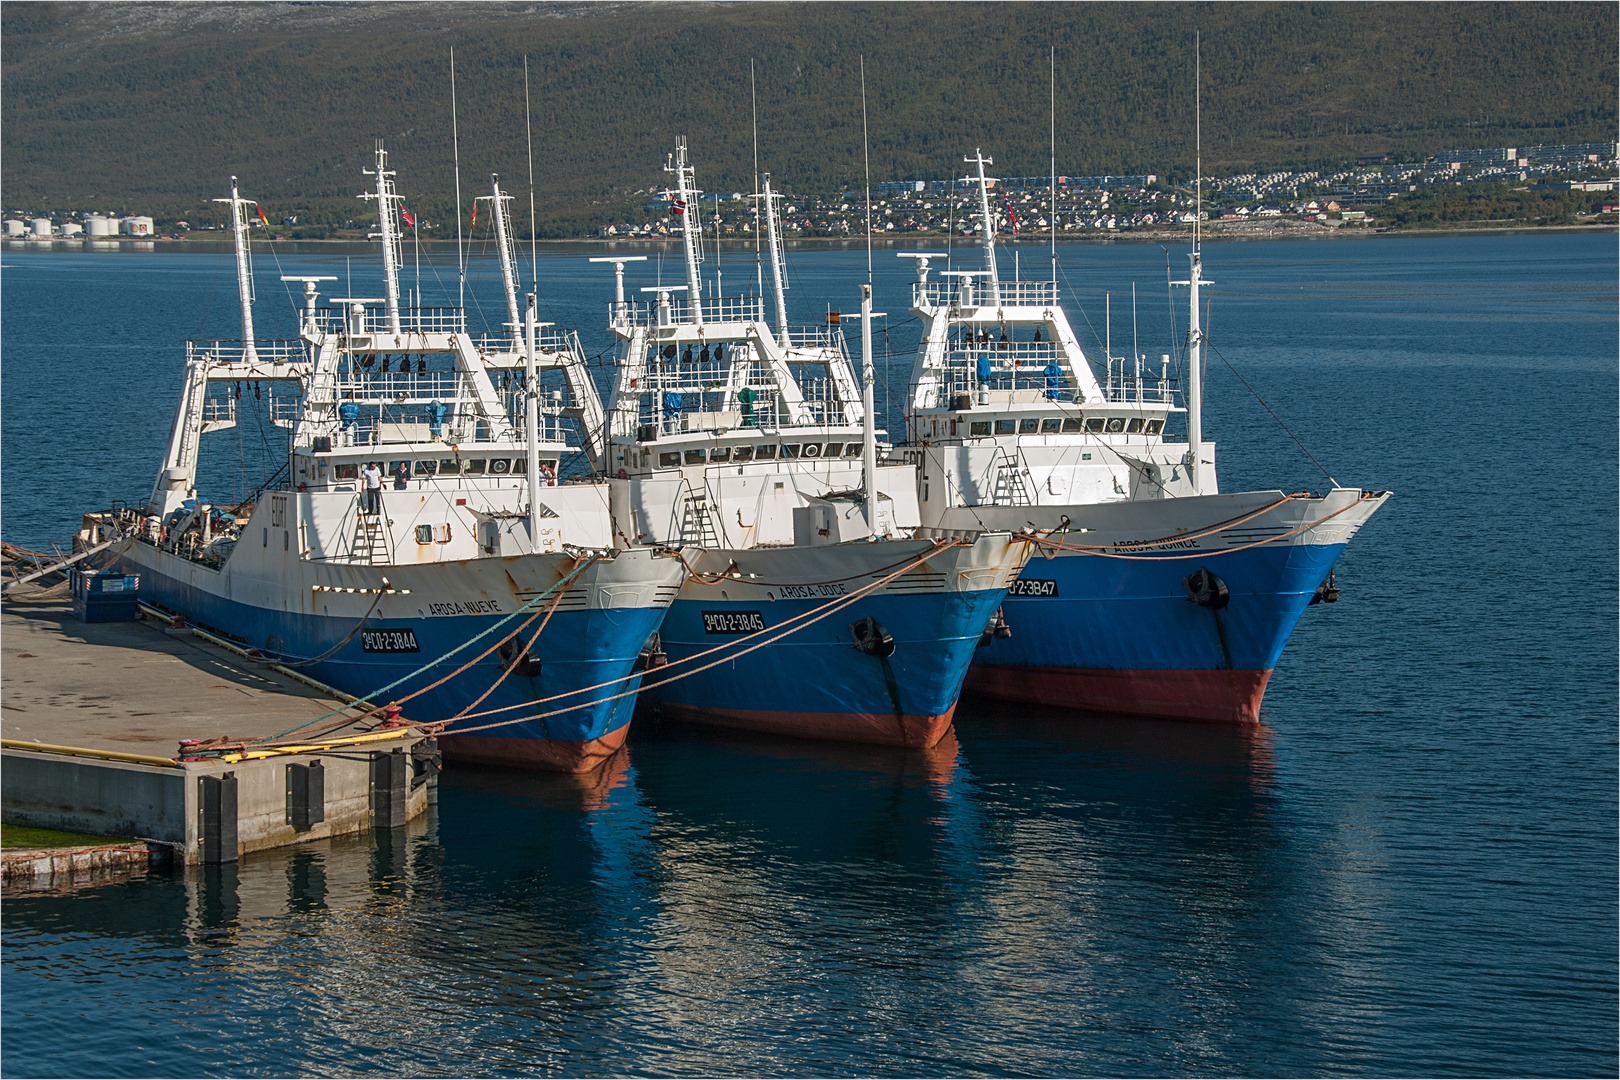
[72,568,141,623]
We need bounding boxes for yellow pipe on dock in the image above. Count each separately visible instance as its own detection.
[0,739,179,769]
[219,726,422,762]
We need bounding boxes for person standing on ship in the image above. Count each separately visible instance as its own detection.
[392,460,410,490]
[361,461,383,515]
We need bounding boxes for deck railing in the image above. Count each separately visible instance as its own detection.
[311,306,467,336]
[912,279,1058,309]
[186,339,306,366]
[616,294,767,328]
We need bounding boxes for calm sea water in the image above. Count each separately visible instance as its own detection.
[2,232,1615,1077]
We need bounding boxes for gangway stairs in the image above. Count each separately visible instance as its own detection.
[993,462,1033,507]
[1,537,121,593]
[352,512,392,565]
[679,493,720,547]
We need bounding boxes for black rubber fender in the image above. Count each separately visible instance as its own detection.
[1184,568,1230,610]
[849,616,896,658]
[497,636,544,678]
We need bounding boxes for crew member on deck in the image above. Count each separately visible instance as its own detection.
[361,462,383,515]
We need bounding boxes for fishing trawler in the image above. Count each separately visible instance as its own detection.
[82,151,685,771]
[591,141,1030,748]
[894,150,1390,723]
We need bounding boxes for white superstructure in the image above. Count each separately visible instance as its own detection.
[898,150,1209,527]
[598,141,919,548]
[147,166,621,565]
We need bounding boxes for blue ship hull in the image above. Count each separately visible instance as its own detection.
[640,536,1025,747]
[935,487,1390,723]
[970,539,1343,722]
[104,543,674,771]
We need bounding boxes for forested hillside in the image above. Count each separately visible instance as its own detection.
[3,1,1614,233]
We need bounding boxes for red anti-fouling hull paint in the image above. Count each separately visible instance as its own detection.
[654,701,958,749]
[968,665,1274,725]
[440,721,631,773]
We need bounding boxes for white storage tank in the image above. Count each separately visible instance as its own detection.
[30,218,53,238]
[86,215,114,237]
[120,216,154,236]
[60,222,83,237]
[2,219,26,237]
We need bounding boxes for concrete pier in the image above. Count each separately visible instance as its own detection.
[2,584,435,866]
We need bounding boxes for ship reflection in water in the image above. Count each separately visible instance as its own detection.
[0,713,1306,1077]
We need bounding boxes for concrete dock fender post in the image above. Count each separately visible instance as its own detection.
[411,737,442,807]
[285,759,326,832]
[369,748,408,829]
[198,772,239,864]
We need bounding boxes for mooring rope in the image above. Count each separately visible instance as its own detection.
[431,538,985,737]
[1032,493,1376,561]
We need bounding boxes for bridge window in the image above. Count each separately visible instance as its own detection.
[781,444,800,459]
[755,444,777,460]
[684,449,706,465]
[1042,418,1062,433]
[801,443,822,459]
[733,446,755,462]
[659,452,681,468]
[1062,418,1084,433]
[334,463,359,480]
[1126,418,1144,434]
[1020,418,1040,433]
[439,459,461,475]
[823,443,844,458]
[709,446,732,463]
[970,421,991,437]
[845,444,862,457]
[1106,418,1126,433]
[511,457,527,474]
[1146,419,1164,435]
[489,458,511,474]
[464,459,488,475]
[415,459,437,476]
[1085,418,1106,433]
[995,420,1016,434]
[416,525,434,544]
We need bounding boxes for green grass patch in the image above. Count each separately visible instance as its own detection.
[1,823,130,850]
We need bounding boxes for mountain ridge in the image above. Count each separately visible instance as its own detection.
[3,1,1613,233]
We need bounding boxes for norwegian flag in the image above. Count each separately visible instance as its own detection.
[400,207,416,227]
[671,199,686,217]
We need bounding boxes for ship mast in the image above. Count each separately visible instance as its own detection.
[483,174,523,338]
[525,292,542,549]
[359,142,404,335]
[760,172,790,348]
[664,138,705,323]
[966,148,1000,306]
[860,283,877,533]
[212,176,257,363]
[1187,36,1204,495]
